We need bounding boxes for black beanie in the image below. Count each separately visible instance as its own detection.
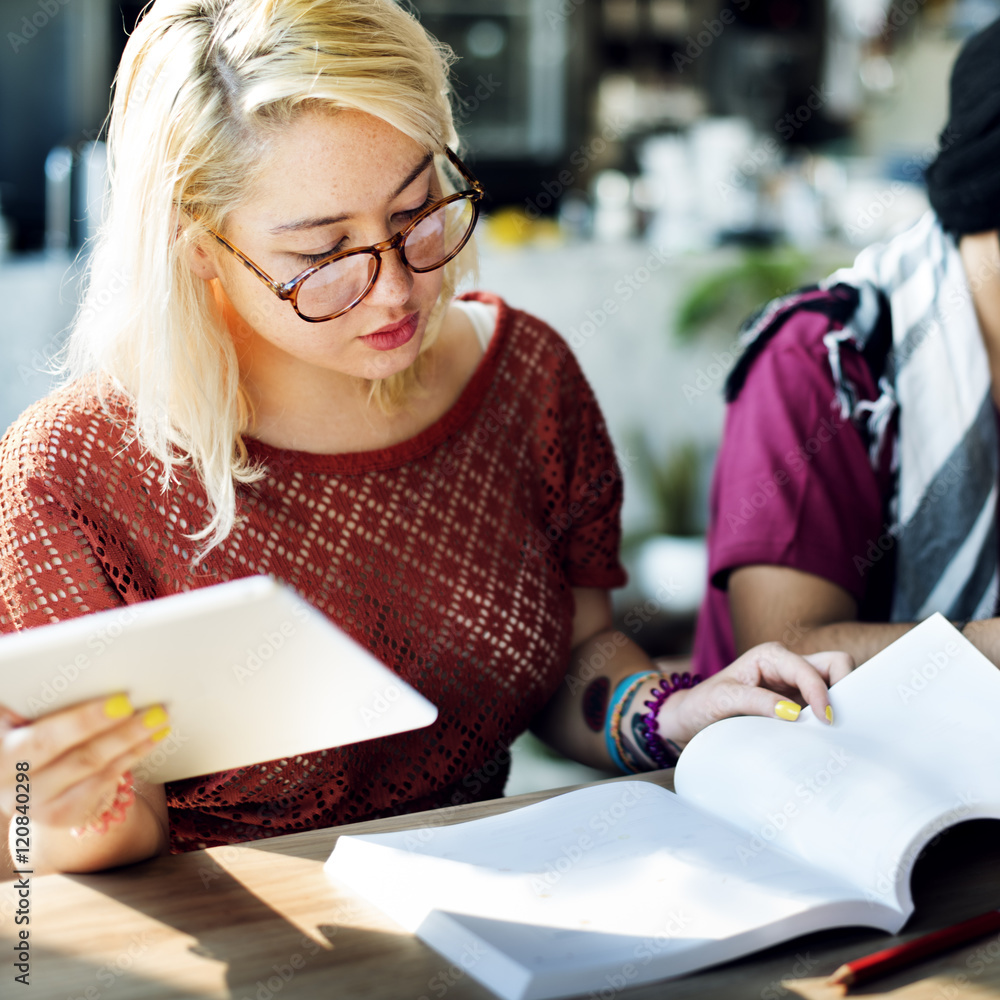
[925,16,1000,236]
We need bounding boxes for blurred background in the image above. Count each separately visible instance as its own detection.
[1,0,995,788]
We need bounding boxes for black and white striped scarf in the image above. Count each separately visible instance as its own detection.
[726,211,998,623]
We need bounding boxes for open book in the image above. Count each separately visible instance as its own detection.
[324,614,1000,1000]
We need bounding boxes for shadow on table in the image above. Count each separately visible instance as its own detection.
[53,846,465,1000]
[693,818,1000,1000]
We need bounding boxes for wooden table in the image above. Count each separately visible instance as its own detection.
[4,770,1000,1000]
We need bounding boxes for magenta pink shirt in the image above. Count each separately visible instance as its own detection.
[692,308,896,676]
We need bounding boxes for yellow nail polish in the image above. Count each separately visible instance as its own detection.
[142,705,169,730]
[774,700,801,721]
[104,694,133,720]
[825,705,834,723]
[150,726,171,744]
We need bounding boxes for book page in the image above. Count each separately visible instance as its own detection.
[327,780,900,1000]
[675,614,1000,913]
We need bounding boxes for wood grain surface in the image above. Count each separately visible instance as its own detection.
[4,770,1000,1000]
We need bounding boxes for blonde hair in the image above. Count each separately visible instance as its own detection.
[65,0,474,557]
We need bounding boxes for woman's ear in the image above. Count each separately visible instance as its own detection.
[184,234,221,281]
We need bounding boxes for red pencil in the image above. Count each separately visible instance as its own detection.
[828,908,1000,988]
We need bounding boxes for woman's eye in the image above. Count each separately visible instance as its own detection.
[295,238,346,265]
[297,248,338,265]
[293,195,437,265]
[395,195,437,224]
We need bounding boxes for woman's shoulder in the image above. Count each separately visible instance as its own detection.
[0,376,135,486]
[459,290,583,377]
[724,287,874,405]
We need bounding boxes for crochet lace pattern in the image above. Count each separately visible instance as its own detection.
[0,293,626,850]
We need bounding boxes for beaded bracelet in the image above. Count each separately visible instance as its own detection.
[70,772,136,838]
[604,671,659,774]
[640,673,702,769]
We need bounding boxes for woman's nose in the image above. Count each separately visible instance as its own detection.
[366,242,414,307]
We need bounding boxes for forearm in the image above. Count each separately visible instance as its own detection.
[729,565,912,665]
[782,620,915,665]
[531,628,679,771]
[959,618,1000,666]
[783,616,1000,668]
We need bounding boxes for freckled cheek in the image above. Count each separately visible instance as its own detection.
[217,264,288,336]
[414,269,446,319]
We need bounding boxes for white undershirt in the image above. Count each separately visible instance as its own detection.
[452,298,497,353]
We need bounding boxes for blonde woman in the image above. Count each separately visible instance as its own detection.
[0,0,850,874]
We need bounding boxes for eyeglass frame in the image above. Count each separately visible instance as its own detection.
[201,146,484,323]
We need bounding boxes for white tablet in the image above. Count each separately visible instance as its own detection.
[0,576,438,782]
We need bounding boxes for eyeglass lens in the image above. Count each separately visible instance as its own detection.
[295,196,476,320]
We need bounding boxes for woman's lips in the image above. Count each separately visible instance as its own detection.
[359,313,419,351]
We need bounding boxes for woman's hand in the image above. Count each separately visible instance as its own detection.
[656,642,855,751]
[0,695,169,836]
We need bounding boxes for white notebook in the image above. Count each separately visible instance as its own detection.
[325,614,1000,1000]
[1,575,437,782]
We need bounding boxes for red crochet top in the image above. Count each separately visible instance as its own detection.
[0,293,626,850]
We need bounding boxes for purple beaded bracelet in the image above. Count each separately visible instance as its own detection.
[641,672,702,769]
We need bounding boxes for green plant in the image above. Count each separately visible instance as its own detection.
[625,434,701,541]
[674,246,812,342]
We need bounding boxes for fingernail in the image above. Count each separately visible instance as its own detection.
[104,694,134,720]
[825,705,834,723]
[142,705,169,730]
[774,700,801,721]
[150,726,172,744]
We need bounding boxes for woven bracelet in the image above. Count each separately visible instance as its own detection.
[640,672,702,770]
[605,670,659,774]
